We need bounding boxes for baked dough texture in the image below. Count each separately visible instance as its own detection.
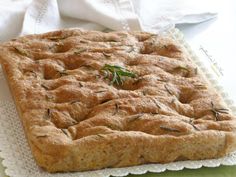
[0,28,236,172]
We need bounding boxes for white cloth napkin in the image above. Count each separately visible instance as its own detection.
[0,0,31,42]
[0,0,217,42]
[132,0,218,31]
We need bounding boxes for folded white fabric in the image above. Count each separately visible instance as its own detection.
[0,0,31,42]
[132,0,218,31]
[0,0,218,41]
[22,0,141,35]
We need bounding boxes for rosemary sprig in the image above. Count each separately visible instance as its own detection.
[101,64,136,85]
[160,125,181,133]
[210,101,229,121]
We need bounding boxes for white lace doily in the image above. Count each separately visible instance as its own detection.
[0,28,236,177]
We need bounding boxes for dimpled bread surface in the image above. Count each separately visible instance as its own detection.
[0,28,236,172]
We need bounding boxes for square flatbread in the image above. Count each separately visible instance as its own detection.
[0,28,236,172]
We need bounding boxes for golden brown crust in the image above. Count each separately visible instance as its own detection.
[0,28,236,172]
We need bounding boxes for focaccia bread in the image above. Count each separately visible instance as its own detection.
[0,28,236,172]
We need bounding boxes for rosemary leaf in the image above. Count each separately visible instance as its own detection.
[44,109,51,120]
[128,114,143,122]
[133,77,143,85]
[24,70,37,78]
[194,84,207,89]
[108,39,119,42]
[174,66,190,77]
[46,95,53,101]
[41,84,49,90]
[164,84,173,95]
[127,46,135,53]
[194,67,198,75]
[163,45,168,49]
[188,119,200,131]
[70,100,80,104]
[175,66,189,72]
[58,70,68,77]
[215,108,229,114]
[36,135,48,138]
[95,90,107,93]
[101,98,112,104]
[113,103,119,115]
[151,112,159,115]
[13,46,28,56]
[142,90,147,96]
[80,40,89,44]
[103,52,112,58]
[191,123,200,131]
[171,98,176,104]
[74,48,87,55]
[61,129,70,137]
[210,101,229,121]
[96,134,106,138]
[160,125,180,132]
[111,71,118,85]
[115,73,123,85]
[34,60,40,64]
[157,78,168,82]
[48,36,67,41]
[95,74,102,79]
[152,98,161,109]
